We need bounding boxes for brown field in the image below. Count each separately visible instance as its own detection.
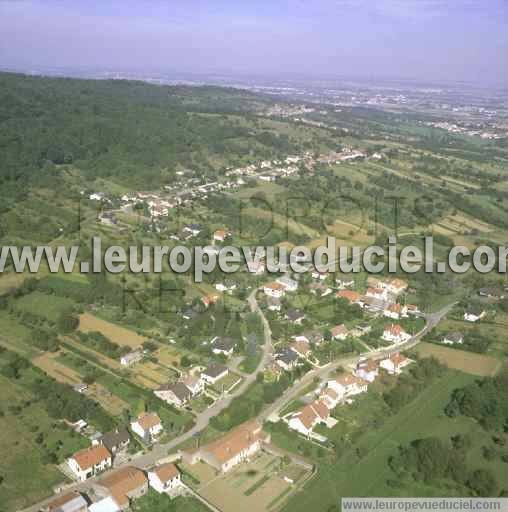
[79,313,146,348]
[32,352,81,385]
[185,452,306,512]
[414,342,501,377]
[129,361,172,389]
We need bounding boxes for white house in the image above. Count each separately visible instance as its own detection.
[148,463,182,494]
[201,363,229,385]
[442,332,464,345]
[120,350,143,366]
[67,445,112,482]
[213,229,229,243]
[130,413,163,443]
[89,497,121,512]
[331,324,348,340]
[319,388,341,410]
[336,278,355,288]
[154,383,192,407]
[288,401,330,436]
[263,282,285,298]
[181,375,204,396]
[386,278,408,295]
[379,353,411,375]
[211,336,236,357]
[44,491,89,512]
[354,359,379,383]
[266,296,282,311]
[383,304,408,320]
[366,287,388,301]
[382,324,411,344]
[327,373,368,399]
[276,275,298,292]
[464,310,486,322]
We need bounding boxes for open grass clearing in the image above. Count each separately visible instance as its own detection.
[414,342,501,377]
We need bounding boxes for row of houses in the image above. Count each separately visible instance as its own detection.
[45,463,182,512]
[154,362,230,408]
[67,414,165,482]
[287,353,411,437]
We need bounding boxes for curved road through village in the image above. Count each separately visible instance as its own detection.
[22,289,454,512]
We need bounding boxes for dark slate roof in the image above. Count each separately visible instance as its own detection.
[99,428,130,452]
[203,363,228,379]
[212,336,235,351]
[159,382,192,401]
[276,348,299,365]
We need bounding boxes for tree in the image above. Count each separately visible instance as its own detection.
[468,469,498,497]
[57,312,79,333]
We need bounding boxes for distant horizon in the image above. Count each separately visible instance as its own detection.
[1,1,507,88]
[0,63,505,92]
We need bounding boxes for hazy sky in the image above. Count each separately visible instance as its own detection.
[0,0,507,84]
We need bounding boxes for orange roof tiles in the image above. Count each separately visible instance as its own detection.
[153,462,180,483]
[136,412,161,431]
[72,445,111,470]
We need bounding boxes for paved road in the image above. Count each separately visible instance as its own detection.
[21,297,453,512]
[259,301,456,422]
[21,287,273,512]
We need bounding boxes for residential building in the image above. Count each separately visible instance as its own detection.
[336,278,355,288]
[211,336,236,357]
[386,278,408,295]
[382,324,411,344]
[286,309,306,324]
[182,421,270,473]
[331,324,348,340]
[213,229,229,242]
[120,350,143,367]
[379,353,411,375]
[288,401,330,436]
[154,383,192,407]
[290,340,311,359]
[130,413,163,443]
[201,363,229,385]
[304,329,325,346]
[275,348,299,371]
[464,309,486,322]
[96,429,130,455]
[44,491,88,512]
[442,332,464,345]
[383,303,408,320]
[327,373,368,399]
[336,290,362,304]
[319,388,340,410]
[89,497,121,512]
[95,466,148,510]
[406,304,420,315]
[355,359,379,382]
[148,463,182,494]
[181,375,204,396]
[276,275,298,292]
[366,287,388,301]
[266,296,281,311]
[263,282,285,298]
[68,445,112,482]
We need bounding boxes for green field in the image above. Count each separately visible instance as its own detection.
[0,375,88,512]
[12,291,75,323]
[281,370,508,511]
